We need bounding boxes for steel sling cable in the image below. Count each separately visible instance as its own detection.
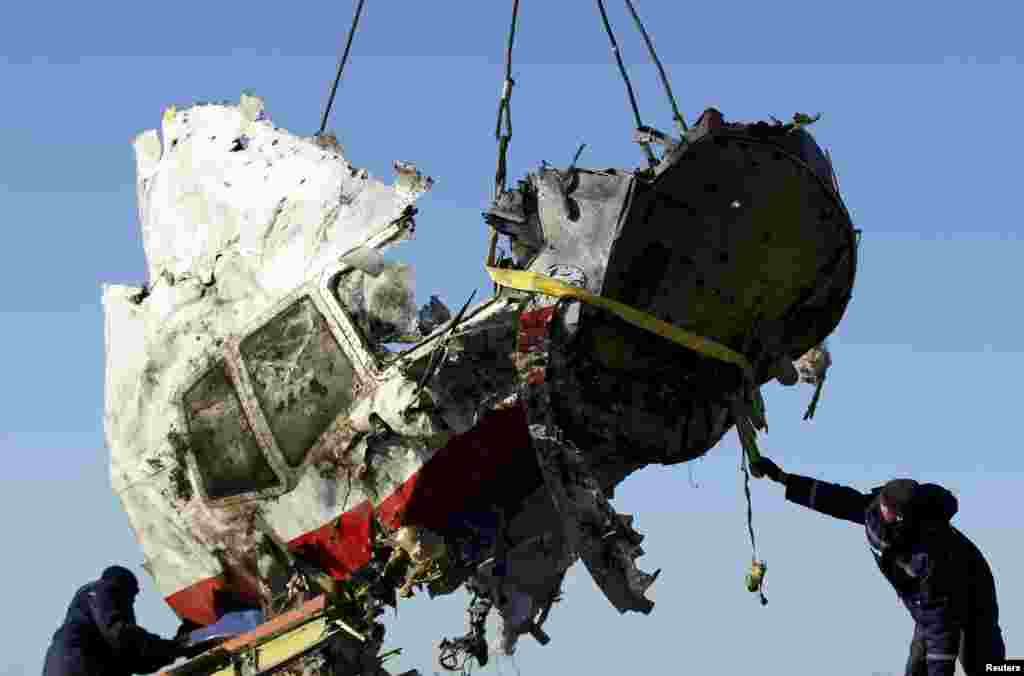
[487,0,521,269]
[319,0,367,136]
[622,0,687,134]
[595,0,657,167]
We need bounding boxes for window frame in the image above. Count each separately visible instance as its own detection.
[172,213,419,507]
[316,212,430,375]
[174,281,380,507]
[230,285,375,480]
[175,353,289,507]
[314,267,385,378]
[318,262,416,374]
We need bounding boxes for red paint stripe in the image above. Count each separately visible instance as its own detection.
[517,307,556,352]
[166,577,229,627]
[520,306,556,329]
[288,500,375,580]
[165,405,534,626]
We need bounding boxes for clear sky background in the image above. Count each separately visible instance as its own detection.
[2,2,1021,675]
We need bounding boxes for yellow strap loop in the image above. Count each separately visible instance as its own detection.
[485,266,754,380]
[487,266,768,468]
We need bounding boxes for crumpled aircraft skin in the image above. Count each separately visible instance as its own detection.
[105,95,855,668]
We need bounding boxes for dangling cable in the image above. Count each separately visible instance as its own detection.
[487,0,521,269]
[595,0,657,167]
[741,447,757,561]
[319,0,368,136]
[733,387,768,606]
[494,0,520,199]
[621,0,687,134]
[740,446,768,606]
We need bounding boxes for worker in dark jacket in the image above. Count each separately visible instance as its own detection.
[43,566,185,676]
[750,457,1006,676]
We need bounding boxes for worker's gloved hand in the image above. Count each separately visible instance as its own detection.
[750,457,786,484]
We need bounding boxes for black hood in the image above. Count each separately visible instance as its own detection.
[879,478,918,521]
[876,479,958,525]
[911,482,959,523]
[865,481,958,558]
[101,566,140,594]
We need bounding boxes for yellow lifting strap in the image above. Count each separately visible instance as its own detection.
[485,266,755,380]
[485,265,765,466]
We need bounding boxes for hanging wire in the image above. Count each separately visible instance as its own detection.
[621,0,687,134]
[494,0,520,198]
[740,447,757,560]
[487,0,521,268]
[569,143,587,170]
[687,456,701,488]
[318,0,368,136]
[595,0,657,166]
[740,445,768,605]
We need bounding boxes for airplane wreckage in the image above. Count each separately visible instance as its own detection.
[102,6,857,675]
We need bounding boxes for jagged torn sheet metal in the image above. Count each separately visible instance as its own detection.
[102,93,431,597]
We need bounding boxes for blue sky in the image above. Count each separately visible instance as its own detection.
[1,1,1021,674]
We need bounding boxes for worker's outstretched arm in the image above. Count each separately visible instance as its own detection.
[751,457,875,524]
[86,584,182,673]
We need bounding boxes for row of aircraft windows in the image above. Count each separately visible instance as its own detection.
[182,289,360,501]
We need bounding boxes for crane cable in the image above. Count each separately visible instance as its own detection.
[319,0,368,137]
[600,1,772,605]
[486,0,521,269]
[495,0,520,198]
[621,0,687,135]
[595,0,657,167]
[488,0,684,266]
[596,1,695,162]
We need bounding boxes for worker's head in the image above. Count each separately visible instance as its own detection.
[101,565,140,597]
[865,479,919,553]
[879,479,919,524]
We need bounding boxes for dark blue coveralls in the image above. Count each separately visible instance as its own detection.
[42,567,181,676]
[783,474,1006,676]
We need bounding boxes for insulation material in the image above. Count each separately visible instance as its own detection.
[365,264,418,340]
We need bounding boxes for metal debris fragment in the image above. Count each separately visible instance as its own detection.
[417,296,452,335]
[795,343,831,385]
[795,342,832,420]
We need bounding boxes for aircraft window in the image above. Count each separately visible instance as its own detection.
[240,297,357,467]
[183,362,281,500]
[331,268,419,364]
